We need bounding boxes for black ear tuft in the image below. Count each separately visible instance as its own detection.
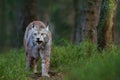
[46,22,49,26]
[32,23,34,28]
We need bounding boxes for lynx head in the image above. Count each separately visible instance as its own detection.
[31,23,49,46]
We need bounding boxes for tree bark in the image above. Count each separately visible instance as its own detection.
[73,0,86,44]
[73,0,102,44]
[85,0,102,44]
[97,0,118,50]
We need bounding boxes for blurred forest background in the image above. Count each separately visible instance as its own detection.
[0,0,120,51]
[1,0,120,79]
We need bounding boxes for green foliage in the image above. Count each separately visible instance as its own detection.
[0,49,29,80]
[0,42,120,80]
[64,45,120,80]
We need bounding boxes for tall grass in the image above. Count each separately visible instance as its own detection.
[0,49,28,80]
[0,41,120,80]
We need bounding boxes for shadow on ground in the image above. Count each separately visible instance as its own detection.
[27,71,63,80]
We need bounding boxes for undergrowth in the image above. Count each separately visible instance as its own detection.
[0,41,120,80]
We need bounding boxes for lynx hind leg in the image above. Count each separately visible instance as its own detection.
[41,54,50,77]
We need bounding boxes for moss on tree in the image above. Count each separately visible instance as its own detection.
[97,0,117,50]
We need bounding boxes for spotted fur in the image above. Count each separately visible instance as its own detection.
[23,21,52,77]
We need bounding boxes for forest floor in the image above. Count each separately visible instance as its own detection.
[27,71,62,80]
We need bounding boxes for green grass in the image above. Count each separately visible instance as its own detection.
[0,49,28,80]
[0,41,120,80]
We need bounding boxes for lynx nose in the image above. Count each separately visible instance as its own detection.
[36,38,43,44]
[37,38,39,40]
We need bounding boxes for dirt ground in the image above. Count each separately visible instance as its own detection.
[27,71,63,80]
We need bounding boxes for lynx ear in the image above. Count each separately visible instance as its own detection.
[46,25,49,31]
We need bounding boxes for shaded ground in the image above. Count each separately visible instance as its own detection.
[27,71,63,80]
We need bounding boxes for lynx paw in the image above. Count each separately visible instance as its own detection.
[42,73,50,77]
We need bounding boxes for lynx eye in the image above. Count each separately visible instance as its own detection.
[34,33,37,36]
[41,33,44,35]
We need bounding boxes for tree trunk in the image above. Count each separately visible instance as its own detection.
[97,0,118,50]
[0,0,7,47]
[73,0,102,44]
[22,0,37,29]
[19,0,37,46]
[114,0,120,46]
[85,0,102,44]
[73,0,85,44]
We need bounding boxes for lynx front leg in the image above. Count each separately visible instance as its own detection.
[42,57,50,77]
[40,51,50,77]
[33,59,39,73]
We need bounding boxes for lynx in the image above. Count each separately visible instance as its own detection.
[23,21,52,77]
